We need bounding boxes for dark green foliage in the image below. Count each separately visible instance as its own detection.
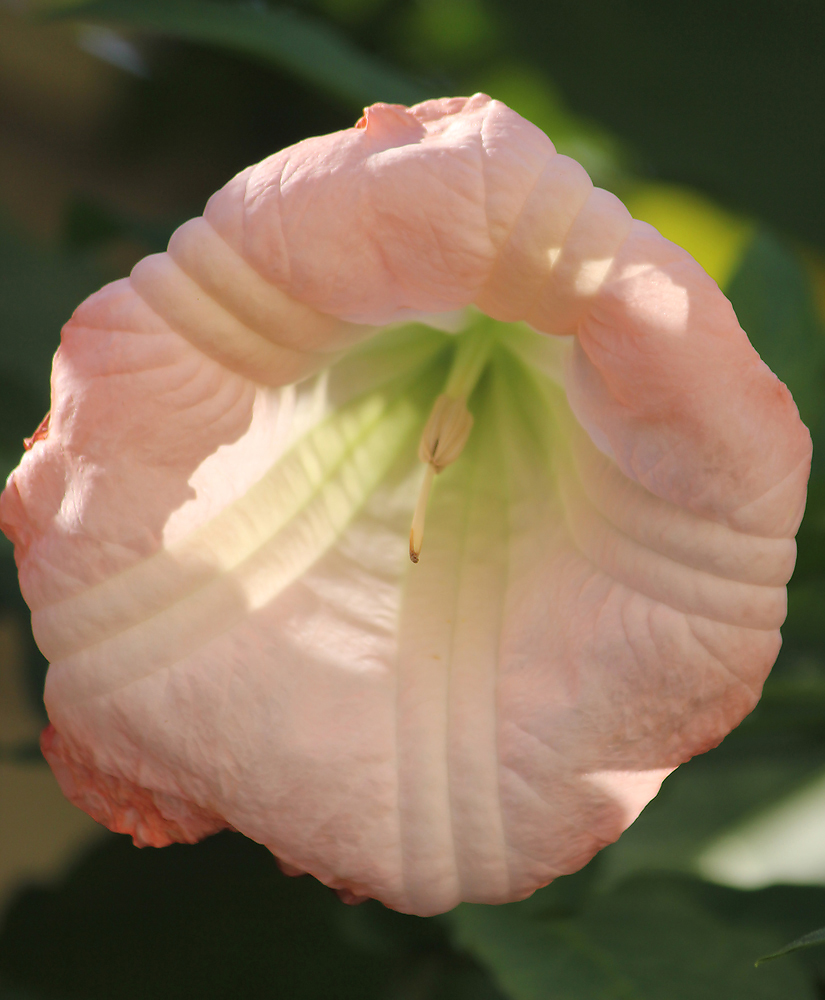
[0,832,504,1000]
[50,0,429,108]
[449,874,818,999]
[497,0,825,252]
[0,219,103,434]
[4,833,821,1000]
[62,196,181,255]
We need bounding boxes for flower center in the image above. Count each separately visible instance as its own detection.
[410,326,494,562]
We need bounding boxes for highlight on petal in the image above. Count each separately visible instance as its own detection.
[0,94,811,917]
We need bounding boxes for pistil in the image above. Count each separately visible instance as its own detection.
[409,328,494,563]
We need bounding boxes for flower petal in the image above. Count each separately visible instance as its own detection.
[0,96,811,916]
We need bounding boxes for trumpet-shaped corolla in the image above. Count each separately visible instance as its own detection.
[0,95,811,916]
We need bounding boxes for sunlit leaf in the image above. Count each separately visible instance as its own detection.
[625,184,753,290]
[594,738,825,888]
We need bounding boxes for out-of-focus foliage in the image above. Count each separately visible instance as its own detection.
[1,1,825,997]
[451,874,818,999]
[49,0,428,106]
[501,0,825,253]
[0,832,509,1000]
[0,832,822,1000]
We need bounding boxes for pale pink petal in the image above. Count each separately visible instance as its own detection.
[132,94,557,381]
[0,95,810,916]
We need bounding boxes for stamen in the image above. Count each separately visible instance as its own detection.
[409,328,494,563]
[418,394,474,471]
[410,463,435,563]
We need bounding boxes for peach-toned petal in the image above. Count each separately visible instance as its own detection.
[41,724,226,848]
[0,96,810,916]
[136,94,559,381]
[567,222,811,536]
[18,333,789,914]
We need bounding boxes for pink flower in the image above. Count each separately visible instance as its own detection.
[0,95,810,916]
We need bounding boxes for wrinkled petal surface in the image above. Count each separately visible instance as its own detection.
[0,95,811,915]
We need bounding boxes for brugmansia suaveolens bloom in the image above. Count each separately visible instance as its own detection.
[0,96,811,916]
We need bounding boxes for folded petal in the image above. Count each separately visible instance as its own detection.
[126,92,810,537]
[0,96,810,916]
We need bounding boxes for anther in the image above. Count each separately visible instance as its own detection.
[409,326,494,564]
[409,396,474,562]
[418,394,474,471]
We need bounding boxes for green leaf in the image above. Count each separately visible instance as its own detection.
[448,874,817,1000]
[49,0,429,107]
[757,926,825,966]
[699,883,825,980]
[627,183,753,290]
[737,649,825,743]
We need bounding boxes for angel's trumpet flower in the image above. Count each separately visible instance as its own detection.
[0,95,810,916]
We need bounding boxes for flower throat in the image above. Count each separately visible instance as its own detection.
[410,325,494,563]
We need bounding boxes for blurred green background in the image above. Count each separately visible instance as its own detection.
[1,1,825,997]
